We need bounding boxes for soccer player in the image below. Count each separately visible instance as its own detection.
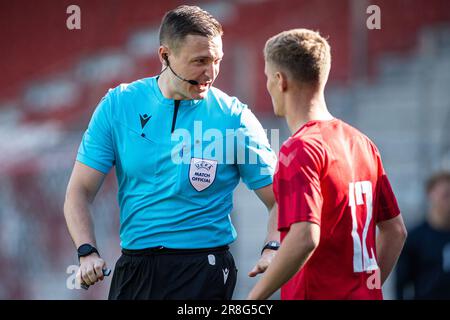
[64,5,279,299]
[396,171,450,299]
[247,29,407,300]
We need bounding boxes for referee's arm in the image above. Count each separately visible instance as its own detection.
[255,184,279,246]
[64,161,107,286]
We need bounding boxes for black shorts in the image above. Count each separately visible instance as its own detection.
[108,245,238,300]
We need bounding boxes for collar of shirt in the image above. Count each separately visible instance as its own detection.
[151,77,202,108]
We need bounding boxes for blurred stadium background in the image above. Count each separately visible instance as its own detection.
[0,0,449,299]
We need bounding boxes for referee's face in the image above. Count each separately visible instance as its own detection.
[170,34,223,100]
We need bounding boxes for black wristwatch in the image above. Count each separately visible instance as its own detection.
[261,241,280,255]
[77,243,99,260]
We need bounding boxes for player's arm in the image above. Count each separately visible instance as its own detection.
[376,214,407,285]
[247,221,320,300]
[64,161,108,286]
[248,184,280,277]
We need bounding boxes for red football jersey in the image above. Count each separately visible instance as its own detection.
[274,118,400,300]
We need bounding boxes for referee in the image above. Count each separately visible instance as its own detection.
[64,5,279,299]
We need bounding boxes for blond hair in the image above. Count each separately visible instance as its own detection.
[264,28,331,85]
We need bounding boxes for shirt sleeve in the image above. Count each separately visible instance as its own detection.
[373,147,401,223]
[236,107,277,190]
[76,91,115,174]
[277,140,324,231]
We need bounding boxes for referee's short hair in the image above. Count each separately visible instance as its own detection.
[426,171,450,194]
[264,28,331,86]
[159,5,223,52]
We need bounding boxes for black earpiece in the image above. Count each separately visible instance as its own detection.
[163,53,169,65]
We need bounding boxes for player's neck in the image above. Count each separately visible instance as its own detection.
[285,91,333,134]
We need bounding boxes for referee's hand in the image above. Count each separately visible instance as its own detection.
[76,253,107,287]
[248,249,277,277]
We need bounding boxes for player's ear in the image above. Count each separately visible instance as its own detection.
[276,71,288,92]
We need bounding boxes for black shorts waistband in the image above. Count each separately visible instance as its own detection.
[121,245,229,256]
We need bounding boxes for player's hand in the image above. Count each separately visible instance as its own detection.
[248,249,277,277]
[76,253,107,287]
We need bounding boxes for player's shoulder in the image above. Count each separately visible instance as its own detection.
[285,119,332,152]
[282,118,374,161]
[338,119,381,155]
[207,86,248,117]
[341,119,372,138]
[280,130,325,164]
[282,133,316,150]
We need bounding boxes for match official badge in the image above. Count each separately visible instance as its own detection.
[189,157,218,192]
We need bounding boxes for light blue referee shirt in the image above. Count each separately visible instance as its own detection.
[77,76,276,249]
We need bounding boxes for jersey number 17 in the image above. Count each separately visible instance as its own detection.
[349,181,379,273]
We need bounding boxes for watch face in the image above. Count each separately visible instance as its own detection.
[261,241,280,255]
[78,244,94,256]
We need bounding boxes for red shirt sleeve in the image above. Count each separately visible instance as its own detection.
[372,146,401,222]
[375,173,401,222]
[277,139,324,231]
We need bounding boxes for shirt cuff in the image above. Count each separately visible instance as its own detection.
[76,153,111,174]
[245,175,273,190]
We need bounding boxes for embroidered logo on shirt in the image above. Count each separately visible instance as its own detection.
[139,114,152,129]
